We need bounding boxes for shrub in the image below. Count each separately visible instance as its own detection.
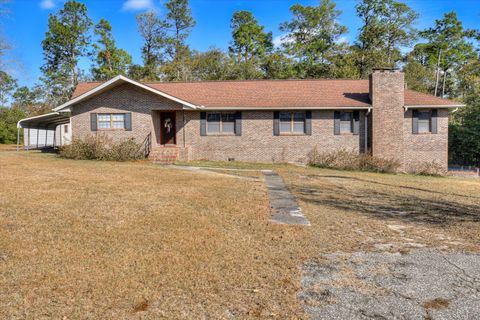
[411,161,447,176]
[308,148,400,173]
[59,135,144,161]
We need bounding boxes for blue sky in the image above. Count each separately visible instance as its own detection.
[2,0,480,87]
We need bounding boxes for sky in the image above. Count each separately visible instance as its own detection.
[1,0,480,88]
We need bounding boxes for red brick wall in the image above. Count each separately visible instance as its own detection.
[178,110,364,163]
[71,83,182,144]
[70,83,364,163]
[403,108,449,172]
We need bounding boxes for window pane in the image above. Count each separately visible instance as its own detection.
[112,121,124,129]
[418,112,430,133]
[340,112,352,121]
[222,122,235,133]
[207,113,220,122]
[222,113,235,122]
[207,123,220,133]
[98,121,110,129]
[98,114,110,121]
[293,122,305,133]
[340,122,351,133]
[279,112,291,122]
[112,114,125,121]
[293,112,305,121]
[280,122,291,133]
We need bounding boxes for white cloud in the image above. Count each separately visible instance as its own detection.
[39,0,56,9]
[273,34,293,48]
[336,36,349,44]
[122,0,154,11]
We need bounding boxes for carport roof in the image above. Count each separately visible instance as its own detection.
[17,112,70,129]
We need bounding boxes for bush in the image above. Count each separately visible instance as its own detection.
[308,148,401,173]
[410,161,447,176]
[59,135,144,161]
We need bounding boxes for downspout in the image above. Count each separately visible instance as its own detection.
[182,109,186,148]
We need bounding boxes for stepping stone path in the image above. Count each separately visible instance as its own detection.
[262,170,310,226]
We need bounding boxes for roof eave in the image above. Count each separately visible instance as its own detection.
[54,75,200,112]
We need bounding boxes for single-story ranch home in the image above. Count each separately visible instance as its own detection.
[18,68,463,171]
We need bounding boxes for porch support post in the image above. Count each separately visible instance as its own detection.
[36,127,39,149]
[27,128,30,150]
[45,125,48,147]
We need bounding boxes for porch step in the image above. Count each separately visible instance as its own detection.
[149,147,179,164]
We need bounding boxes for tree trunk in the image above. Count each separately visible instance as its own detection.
[434,48,442,97]
[442,69,447,98]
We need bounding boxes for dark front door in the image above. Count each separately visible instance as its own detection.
[160,112,176,145]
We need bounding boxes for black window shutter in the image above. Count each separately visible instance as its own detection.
[235,111,242,136]
[353,111,360,135]
[431,109,438,134]
[200,112,207,136]
[334,111,340,135]
[412,110,419,134]
[125,113,132,131]
[90,113,97,131]
[273,111,280,136]
[305,111,312,135]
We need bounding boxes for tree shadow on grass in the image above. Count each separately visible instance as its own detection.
[292,178,480,226]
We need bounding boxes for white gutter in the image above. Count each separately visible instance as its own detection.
[404,104,465,111]
[192,106,372,111]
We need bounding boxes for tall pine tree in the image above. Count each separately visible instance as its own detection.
[229,10,273,80]
[41,0,92,106]
[280,0,347,78]
[91,19,132,80]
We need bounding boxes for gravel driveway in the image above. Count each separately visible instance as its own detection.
[300,249,480,320]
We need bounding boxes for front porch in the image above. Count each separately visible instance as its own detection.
[150,110,189,163]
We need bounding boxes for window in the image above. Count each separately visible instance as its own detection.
[207,112,235,134]
[418,111,431,133]
[97,113,126,130]
[339,111,353,133]
[64,125,68,134]
[279,111,305,134]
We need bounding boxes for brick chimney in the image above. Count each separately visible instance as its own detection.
[370,69,405,165]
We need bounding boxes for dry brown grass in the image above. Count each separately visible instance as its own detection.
[1,153,479,319]
[0,144,17,151]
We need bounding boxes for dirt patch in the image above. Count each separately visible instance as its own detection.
[132,299,150,313]
[300,249,480,319]
[424,297,450,310]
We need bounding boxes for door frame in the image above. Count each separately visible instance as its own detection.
[159,111,176,145]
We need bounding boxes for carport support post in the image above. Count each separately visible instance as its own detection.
[16,127,20,151]
[36,127,39,149]
[27,128,30,150]
[45,126,48,147]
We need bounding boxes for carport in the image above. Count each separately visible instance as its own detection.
[16,112,71,151]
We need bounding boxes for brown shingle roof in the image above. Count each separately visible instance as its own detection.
[71,79,461,108]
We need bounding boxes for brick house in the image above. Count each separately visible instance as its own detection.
[18,69,463,171]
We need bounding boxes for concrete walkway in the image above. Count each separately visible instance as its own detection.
[262,170,310,226]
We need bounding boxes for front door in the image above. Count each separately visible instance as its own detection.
[160,112,176,145]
